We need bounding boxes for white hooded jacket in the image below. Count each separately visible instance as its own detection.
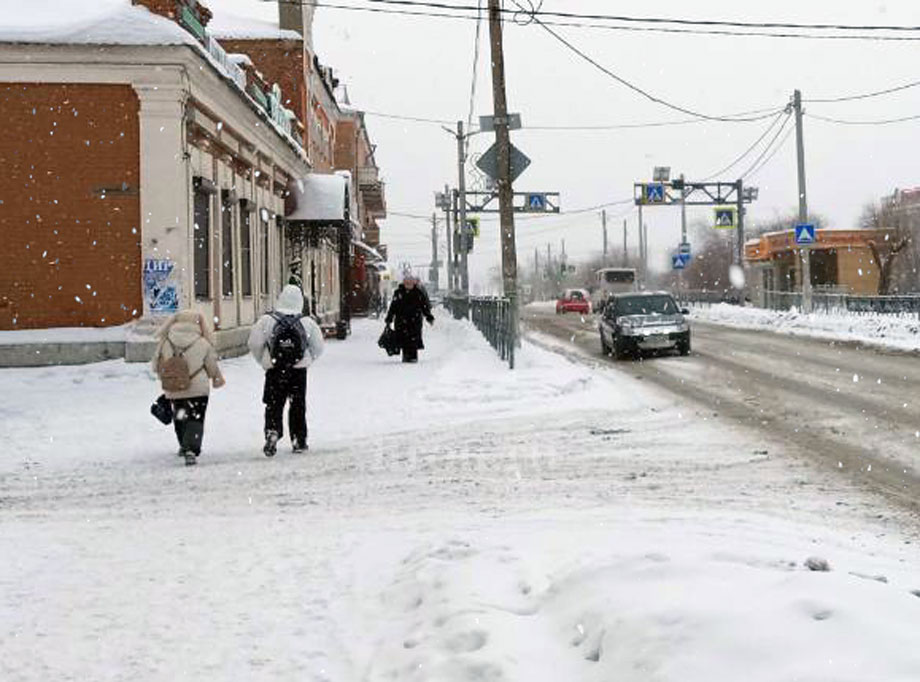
[247,285,324,370]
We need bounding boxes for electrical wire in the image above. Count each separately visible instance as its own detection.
[805,111,920,125]
[507,1,785,123]
[465,0,483,149]
[737,113,793,178]
[278,1,920,41]
[806,78,920,103]
[744,125,796,179]
[698,111,789,181]
[302,0,920,33]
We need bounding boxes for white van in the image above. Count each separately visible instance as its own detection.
[593,268,638,310]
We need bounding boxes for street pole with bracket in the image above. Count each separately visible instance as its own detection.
[456,120,470,296]
[488,0,517,366]
[793,89,812,313]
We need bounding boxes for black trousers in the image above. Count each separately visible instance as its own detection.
[171,397,209,455]
[263,367,308,445]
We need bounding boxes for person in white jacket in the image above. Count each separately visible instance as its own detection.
[247,285,324,456]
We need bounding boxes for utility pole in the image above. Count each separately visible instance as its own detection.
[488,0,518,366]
[623,219,628,267]
[601,209,608,265]
[443,184,453,292]
[456,121,470,296]
[637,204,645,288]
[680,174,688,294]
[430,212,440,292]
[735,178,745,268]
[793,89,812,312]
[534,247,539,299]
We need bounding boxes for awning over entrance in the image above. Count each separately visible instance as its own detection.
[287,173,349,222]
[354,240,384,263]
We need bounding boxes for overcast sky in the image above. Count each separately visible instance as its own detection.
[313,0,920,291]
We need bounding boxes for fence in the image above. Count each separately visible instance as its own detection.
[444,294,516,368]
[679,288,920,317]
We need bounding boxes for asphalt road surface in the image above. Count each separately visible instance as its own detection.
[524,306,920,519]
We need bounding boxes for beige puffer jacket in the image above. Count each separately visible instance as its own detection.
[151,311,223,400]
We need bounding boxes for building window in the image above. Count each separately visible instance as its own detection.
[221,190,235,297]
[261,213,270,294]
[193,187,211,299]
[240,201,253,297]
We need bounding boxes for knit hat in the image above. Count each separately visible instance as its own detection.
[275,285,304,316]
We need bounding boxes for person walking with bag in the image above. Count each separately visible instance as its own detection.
[248,285,324,457]
[151,310,225,466]
[385,273,434,363]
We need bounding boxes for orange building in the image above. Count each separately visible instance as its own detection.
[744,229,890,305]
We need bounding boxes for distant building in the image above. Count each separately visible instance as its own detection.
[745,229,889,305]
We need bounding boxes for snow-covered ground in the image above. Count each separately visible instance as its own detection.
[2,316,919,680]
[690,302,920,352]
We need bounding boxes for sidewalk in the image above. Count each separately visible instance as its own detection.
[1,317,919,680]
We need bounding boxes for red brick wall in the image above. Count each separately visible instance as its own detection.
[0,83,142,330]
[218,38,307,146]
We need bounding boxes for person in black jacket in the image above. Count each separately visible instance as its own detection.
[385,274,434,363]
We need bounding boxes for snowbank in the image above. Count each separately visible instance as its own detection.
[690,303,920,352]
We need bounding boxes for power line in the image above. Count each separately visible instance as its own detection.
[359,110,455,125]
[738,113,793,178]
[311,0,920,33]
[806,78,920,103]
[805,111,920,125]
[745,122,796,179]
[465,0,483,145]
[509,3,785,123]
[280,1,920,41]
[698,111,789,181]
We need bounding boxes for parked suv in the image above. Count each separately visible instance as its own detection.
[599,292,690,359]
[556,288,591,315]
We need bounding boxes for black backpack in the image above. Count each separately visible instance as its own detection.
[268,312,308,368]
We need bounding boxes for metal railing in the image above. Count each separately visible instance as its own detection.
[444,294,516,368]
[680,288,920,318]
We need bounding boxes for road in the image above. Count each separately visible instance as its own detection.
[524,306,920,518]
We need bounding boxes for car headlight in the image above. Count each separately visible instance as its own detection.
[677,321,690,332]
[618,321,634,333]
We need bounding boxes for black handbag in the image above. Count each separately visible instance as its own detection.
[377,325,401,357]
[150,394,173,425]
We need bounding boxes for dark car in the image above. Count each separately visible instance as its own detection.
[598,292,691,359]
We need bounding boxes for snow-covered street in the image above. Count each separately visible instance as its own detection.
[2,316,920,680]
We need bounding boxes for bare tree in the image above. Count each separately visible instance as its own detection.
[860,200,911,294]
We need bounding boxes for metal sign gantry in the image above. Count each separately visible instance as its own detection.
[464,191,561,214]
[634,181,757,207]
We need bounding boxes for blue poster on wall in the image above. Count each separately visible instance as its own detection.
[144,258,180,314]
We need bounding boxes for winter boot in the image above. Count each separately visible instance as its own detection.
[264,430,280,458]
[182,450,197,466]
[292,440,308,454]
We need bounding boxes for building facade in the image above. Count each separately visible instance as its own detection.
[0,0,310,360]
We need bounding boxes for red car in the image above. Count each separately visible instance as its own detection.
[556,289,591,315]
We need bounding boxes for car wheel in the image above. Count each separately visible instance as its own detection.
[600,334,611,355]
[613,337,629,361]
[678,336,691,356]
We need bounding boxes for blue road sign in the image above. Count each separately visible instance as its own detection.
[672,253,690,270]
[645,183,665,203]
[795,223,816,245]
[526,193,546,211]
[678,242,691,256]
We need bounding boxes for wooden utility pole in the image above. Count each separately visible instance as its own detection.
[601,209,608,264]
[488,0,517,360]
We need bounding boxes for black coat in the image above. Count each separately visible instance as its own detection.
[385,285,434,351]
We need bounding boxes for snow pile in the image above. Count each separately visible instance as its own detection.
[207,0,303,40]
[0,0,195,46]
[352,513,920,681]
[691,303,920,351]
[0,324,131,345]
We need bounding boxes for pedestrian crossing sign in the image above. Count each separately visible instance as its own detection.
[467,216,480,238]
[714,206,737,230]
[644,183,666,203]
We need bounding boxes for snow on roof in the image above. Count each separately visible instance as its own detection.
[227,52,253,67]
[0,0,196,47]
[207,0,302,40]
[354,240,384,262]
[287,174,348,222]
